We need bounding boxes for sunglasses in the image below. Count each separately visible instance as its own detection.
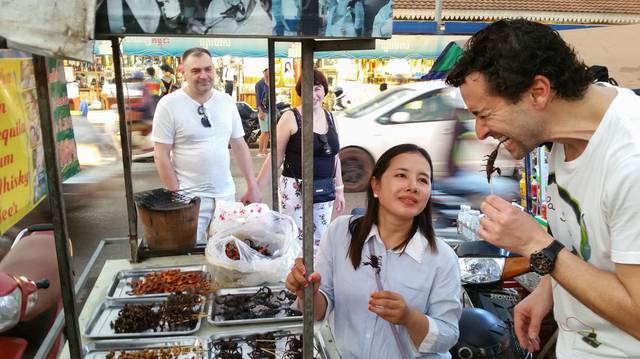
[198,104,211,128]
[318,134,331,155]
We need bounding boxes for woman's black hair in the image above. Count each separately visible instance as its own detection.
[347,144,437,269]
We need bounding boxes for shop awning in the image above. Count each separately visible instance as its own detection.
[0,0,95,61]
[104,35,469,60]
[314,35,469,59]
[118,37,290,58]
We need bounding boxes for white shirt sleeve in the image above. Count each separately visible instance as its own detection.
[605,153,640,264]
[229,98,245,139]
[151,101,175,144]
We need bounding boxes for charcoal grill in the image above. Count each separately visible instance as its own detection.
[134,185,213,251]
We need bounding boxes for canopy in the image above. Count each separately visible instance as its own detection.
[105,35,469,60]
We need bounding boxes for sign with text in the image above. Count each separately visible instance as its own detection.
[0,52,79,234]
[95,0,392,39]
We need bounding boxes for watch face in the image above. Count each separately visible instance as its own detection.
[531,253,553,274]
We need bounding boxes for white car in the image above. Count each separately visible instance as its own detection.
[335,81,519,192]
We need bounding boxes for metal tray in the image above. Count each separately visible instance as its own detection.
[206,325,325,359]
[84,297,205,339]
[208,285,302,326]
[106,264,208,300]
[83,336,204,358]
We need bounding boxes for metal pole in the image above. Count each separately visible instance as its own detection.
[32,55,82,359]
[524,152,533,214]
[301,39,315,359]
[111,37,139,262]
[267,39,279,211]
[435,0,444,33]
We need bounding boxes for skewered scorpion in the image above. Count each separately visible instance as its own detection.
[482,139,507,183]
[363,255,382,274]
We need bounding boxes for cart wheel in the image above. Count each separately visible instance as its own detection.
[340,147,374,193]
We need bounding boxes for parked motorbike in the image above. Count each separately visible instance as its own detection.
[449,239,532,359]
[0,224,62,359]
[237,101,291,146]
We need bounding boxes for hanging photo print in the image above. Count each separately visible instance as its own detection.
[94,0,393,38]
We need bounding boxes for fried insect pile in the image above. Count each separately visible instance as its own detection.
[111,293,203,333]
[225,239,271,260]
[213,286,301,321]
[483,139,507,183]
[105,345,202,359]
[129,270,210,295]
[208,332,313,359]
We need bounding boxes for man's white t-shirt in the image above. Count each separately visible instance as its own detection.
[152,89,244,198]
[546,87,640,358]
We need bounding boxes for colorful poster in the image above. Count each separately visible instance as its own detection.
[47,58,80,181]
[0,51,79,234]
[95,0,393,39]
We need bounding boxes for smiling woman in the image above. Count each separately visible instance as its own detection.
[285,143,462,359]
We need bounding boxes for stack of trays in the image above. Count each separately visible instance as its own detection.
[84,265,209,340]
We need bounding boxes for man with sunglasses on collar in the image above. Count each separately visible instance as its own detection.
[152,47,261,244]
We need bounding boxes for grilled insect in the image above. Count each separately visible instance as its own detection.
[363,255,382,274]
[483,139,507,183]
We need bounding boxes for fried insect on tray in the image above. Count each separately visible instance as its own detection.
[208,332,316,359]
[110,293,203,333]
[105,344,202,359]
[111,303,162,333]
[210,338,243,359]
[483,139,507,183]
[213,286,301,321]
[129,269,210,295]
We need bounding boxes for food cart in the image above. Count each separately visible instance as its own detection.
[1,0,390,357]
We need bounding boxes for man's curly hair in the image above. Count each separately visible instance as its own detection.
[446,19,593,103]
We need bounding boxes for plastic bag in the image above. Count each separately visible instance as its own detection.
[205,204,301,287]
[209,202,270,238]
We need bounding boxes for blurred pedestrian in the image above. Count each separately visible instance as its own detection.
[255,68,271,157]
[160,64,178,95]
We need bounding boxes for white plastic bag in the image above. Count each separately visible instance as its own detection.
[209,202,270,238]
[205,204,301,287]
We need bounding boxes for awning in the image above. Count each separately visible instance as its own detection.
[0,0,95,61]
[119,37,290,58]
[106,35,468,59]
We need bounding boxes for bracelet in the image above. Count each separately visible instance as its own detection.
[335,184,344,190]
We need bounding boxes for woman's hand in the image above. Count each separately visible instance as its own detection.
[334,188,345,214]
[285,257,321,301]
[369,290,412,325]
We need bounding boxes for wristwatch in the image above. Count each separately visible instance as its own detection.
[529,240,565,275]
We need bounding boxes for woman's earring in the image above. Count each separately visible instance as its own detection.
[373,193,378,198]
